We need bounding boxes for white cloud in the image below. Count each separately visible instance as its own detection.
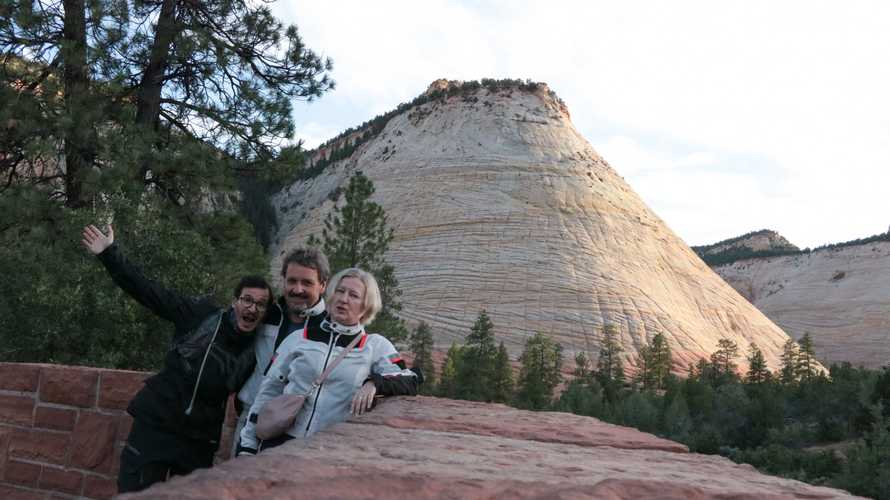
[274,1,890,249]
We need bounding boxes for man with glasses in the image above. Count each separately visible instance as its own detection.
[81,224,273,493]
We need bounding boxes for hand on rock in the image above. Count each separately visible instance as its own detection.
[351,381,377,416]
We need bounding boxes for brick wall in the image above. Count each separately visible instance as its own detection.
[0,363,237,499]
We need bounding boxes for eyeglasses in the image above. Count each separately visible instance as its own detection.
[238,296,268,312]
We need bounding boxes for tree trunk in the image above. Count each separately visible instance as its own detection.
[62,0,91,208]
[135,0,178,131]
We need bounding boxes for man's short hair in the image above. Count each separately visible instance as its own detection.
[233,275,273,304]
[280,247,331,283]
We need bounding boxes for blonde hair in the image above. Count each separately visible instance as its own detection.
[325,267,382,325]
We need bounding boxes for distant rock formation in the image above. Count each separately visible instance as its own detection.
[269,79,800,373]
[711,240,890,369]
[128,397,860,499]
[693,229,799,267]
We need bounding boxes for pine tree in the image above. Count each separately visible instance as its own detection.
[832,403,890,499]
[796,332,818,382]
[2,0,333,207]
[309,171,408,343]
[437,342,462,398]
[595,324,625,400]
[745,343,772,385]
[573,351,592,381]
[779,338,799,384]
[639,332,672,390]
[454,310,499,401]
[515,333,563,409]
[491,342,515,404]
[409,322,436,395]
[709,338,740,381]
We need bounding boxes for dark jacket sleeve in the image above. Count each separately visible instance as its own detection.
[368,372,418,397]
[97,243,216,333]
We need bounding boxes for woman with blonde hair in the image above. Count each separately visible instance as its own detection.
[238,267,418,454]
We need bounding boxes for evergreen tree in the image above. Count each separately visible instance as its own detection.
[2,0,333,206]
[491,342,515,404]
[779,338,799,384]
[710,338,740,378]
[437,342,462,398]
[617,391,659,433]
[595,324,625,401]
[573,351,592,380]
[796,332,819,382]
[309,171,407,343]
[832,403,890,499]
[454,310,499,401]
[639,332,672,390]
[745,343,772,385]
[556,378,607,418]
[663,394,693,442]
[515,333,563,409]
[409,322,436,395]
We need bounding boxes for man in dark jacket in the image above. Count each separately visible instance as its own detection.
[81,224,273,493]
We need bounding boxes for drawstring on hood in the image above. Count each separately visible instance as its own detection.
[185,312,223,416]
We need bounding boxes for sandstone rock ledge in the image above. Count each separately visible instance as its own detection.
[122,397,860,499]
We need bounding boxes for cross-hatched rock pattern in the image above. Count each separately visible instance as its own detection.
[270,81,794,371]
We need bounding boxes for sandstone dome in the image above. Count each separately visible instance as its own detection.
[270,79,795,372]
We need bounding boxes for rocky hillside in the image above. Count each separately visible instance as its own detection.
[693,229,799,267]
[129,397,860,499]
[268,79,799,373]
[711,238,890,369]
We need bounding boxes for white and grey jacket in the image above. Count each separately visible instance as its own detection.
[236,296,327,413]
[239,313,417,452]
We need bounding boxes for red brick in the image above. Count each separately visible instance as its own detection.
[70,412,117,473]
[33,407,76,432]
[83,475,116,499]
[109,443,122,478]
[39,467,83,495]
[115,414,133,442]
[97,371,148,411]
[0,364,41,392]
[0,394,34,426]
[3,460,41,487]
[39,367,98,408]
[9,429,70,465]
[0,484,49,500]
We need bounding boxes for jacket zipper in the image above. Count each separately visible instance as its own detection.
[304,332,341,435]
[185,312,223,416]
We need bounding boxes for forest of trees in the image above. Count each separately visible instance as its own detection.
[410,318,890,499]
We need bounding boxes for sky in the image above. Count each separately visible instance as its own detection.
[272,1,890,249]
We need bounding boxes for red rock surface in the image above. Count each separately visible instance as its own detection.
[122,396,861,499]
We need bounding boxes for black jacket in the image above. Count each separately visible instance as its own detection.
[98,243,261,445]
